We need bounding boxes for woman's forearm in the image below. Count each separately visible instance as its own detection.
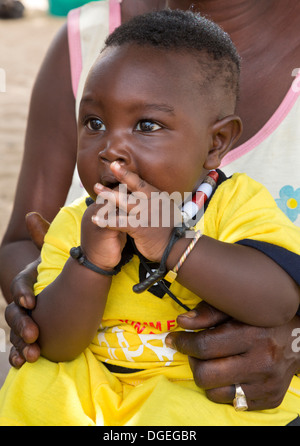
[167,235,300,327]
[0,24,77,303]
[32,257,112,362]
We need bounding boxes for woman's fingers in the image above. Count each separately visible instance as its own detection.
[5,302,41,367]
[25,212,50,250]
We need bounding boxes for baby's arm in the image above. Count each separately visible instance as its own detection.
[93,162,300,328]
[32,202,126,362]
[166,235,300,327]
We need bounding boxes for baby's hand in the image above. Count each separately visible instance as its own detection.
[92,162,182,262]
[81,200,126,270]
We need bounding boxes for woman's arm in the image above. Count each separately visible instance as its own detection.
[0,23,77,302]
[166,301,300,411]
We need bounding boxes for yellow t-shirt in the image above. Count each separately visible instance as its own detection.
[2,172,300,426]
[34,172,300,371]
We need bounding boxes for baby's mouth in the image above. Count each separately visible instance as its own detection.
[103,180,121,190]
[101,177,132,194]
[102,181,133,196]
[100,173,120,190]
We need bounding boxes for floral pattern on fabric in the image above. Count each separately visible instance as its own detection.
[276,186,300,222]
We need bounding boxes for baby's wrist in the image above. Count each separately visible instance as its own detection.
[70,246,120,276]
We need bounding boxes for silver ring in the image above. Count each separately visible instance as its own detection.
[233,384,248,411]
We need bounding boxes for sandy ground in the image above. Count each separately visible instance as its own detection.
[0,1,65,386]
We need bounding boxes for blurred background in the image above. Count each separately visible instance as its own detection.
[0,0,80,385]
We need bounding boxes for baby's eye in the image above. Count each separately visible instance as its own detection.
[135,120,162,132]
[86,118,106,131]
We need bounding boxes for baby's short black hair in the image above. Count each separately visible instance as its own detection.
[104,9,240,102]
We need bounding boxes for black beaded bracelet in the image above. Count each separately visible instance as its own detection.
[70,246,120,276]
[132,225,187,293]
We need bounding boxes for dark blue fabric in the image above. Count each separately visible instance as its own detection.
[236,239,300,317]
[236,239,300,285]
[287,416,300,426]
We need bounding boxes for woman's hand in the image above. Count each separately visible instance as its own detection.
[5,295,40,368]
[5,212,49,367]
[166,301,300,410]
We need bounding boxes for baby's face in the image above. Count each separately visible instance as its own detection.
[77,44,216,200]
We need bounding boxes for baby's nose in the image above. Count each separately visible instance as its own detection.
[98,135,133,167]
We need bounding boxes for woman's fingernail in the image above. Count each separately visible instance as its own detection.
[23,346,30,360]
[178,310,197,319]
[19,296,26,307]
[165,335,175,349]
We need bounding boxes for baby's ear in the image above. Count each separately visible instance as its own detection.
[204,115,242,170]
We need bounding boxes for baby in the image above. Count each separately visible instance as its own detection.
[1,9,300,426]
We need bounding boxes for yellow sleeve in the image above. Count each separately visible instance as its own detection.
[33,197,87,296]
[201,172,300,255]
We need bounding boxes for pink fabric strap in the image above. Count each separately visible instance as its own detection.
[67,7,82,97]
[67,0,121,98]
[221,70,300,167]
[109,0,121,34]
